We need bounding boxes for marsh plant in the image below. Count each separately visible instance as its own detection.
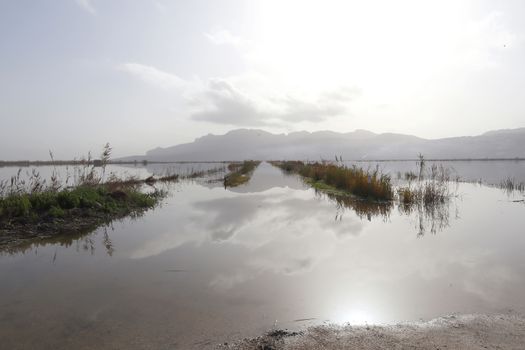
[498,177,525,195]
[272,157,458,236]
[179,165,227,180]
[271,160,394,201]
[224,160,261,187]
[394,157,459,236]
[396,160,455,207]
[0,144,179,229]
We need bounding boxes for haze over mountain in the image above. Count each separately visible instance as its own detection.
[119,128,525,161]
[3,1,525,161]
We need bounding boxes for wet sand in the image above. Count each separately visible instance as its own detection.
[219,313,525,350]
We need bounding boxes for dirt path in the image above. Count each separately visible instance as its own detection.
[218,313,525,350]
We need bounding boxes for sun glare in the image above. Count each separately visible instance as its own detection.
[334,307,380,325]
[252,0,471,95]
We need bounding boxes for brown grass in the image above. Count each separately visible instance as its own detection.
[224,161,261,187]
[271,161,393,201]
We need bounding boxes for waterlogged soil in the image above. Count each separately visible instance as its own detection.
[0,162,524,349]
[221,314,525,350]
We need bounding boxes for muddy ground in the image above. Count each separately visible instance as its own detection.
[218,313,525,350]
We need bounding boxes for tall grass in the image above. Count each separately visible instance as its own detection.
[224,160,260,187]
[498,177,525,194]
[0,144,178,223]
[271,157,458,236]
[271,161,394,201]
[394,157,457,236]
[178,165,227,179]
[396,162,453,206]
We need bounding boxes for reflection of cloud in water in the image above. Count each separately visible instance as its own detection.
[226,161,306,193]
[204,192,364,240]
[192,190,366,290]
[129,230,198,259]
[193,195,262,242]
[128,177,457,294]
[130,186,366,290]
[7,178,525,328]
[194,193,365,244]
[210,271,254,290]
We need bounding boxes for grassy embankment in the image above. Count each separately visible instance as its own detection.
[223,161,261,187]
[270,161,394,201]
[272,158,456,236]
[271,157,453,206]
[0,144,179,245]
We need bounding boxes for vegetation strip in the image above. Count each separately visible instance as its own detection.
[223,161,261,187]
[0,144,181,248]
[0,177,179,247]
[270,158,454,206]
[270,160,393,201]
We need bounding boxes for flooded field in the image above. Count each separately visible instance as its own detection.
[1,161,524,349]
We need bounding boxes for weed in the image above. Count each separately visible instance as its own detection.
[0,144,178,226]
[224,161,260,187]
[271,161,393,201]
[499,177,525,194]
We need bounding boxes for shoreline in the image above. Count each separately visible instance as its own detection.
[1,158,525,168]
[218,313,525,349]
[0,207,147,251]
[0,179,172,251]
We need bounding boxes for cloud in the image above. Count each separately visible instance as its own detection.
[204,29,242,46]
[117,63,187,90]
[190,79,359,126]
[74,0,96,14]
[277,95,346,123]
[190,79,270,126]
[118,62,359,127]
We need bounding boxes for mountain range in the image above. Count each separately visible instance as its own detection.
[118,128,525,161]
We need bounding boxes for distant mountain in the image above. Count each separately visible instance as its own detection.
[117,128,525,161]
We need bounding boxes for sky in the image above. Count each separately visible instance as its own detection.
[1,0,524,160]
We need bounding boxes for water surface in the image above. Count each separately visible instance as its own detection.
[1,161,524,349]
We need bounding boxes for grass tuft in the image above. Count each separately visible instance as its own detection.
[0,143,179,244]
[271,161,394,201]
[224,161,260,187]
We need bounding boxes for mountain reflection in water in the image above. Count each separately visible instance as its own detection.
[0,161,524,350]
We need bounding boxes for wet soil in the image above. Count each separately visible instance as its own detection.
[219,313,525,350]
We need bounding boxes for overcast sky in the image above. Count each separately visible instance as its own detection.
[1,0,524,160]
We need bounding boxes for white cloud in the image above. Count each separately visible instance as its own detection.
[74,0,96,14]
[118,62,359,127]
[118,63,187,90]
[204,29,242,46]
[191,79,269,126]
[190,79,358,126]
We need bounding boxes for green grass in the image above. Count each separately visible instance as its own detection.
[271,161,393,201]
[0,184,163,223]
[224,161,261,187]
[0,144,180,249]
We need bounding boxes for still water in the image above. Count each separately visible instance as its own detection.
[1,161,524,349]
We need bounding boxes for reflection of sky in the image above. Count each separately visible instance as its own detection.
[1,163,525,348]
